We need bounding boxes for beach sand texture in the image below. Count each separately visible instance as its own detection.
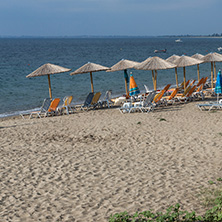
[0,102,222,221]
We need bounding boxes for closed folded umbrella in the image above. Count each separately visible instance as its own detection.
[191,53,204,82]
[129,72,140,96]
[107,59,139,97]
[70,62,110,92]
[134,56,176,90]
[215,70,222,103]
[26,63,71,100]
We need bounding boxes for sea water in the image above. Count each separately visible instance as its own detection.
[0,37,222,117]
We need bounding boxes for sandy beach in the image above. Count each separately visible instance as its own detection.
[0,101,222,221]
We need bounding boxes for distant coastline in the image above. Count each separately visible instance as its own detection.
[0,35,222,39]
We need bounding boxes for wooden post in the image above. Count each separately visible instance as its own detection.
[197,64,200,82]
[183,67,186,91]
[90,72,94,92]
[214,62,216,81]
[124,78,128,96]
[175,67,178,87]
[47,74,52,100]
[211,62,214,89]
[152,70,155,90]
[154,70,157,91]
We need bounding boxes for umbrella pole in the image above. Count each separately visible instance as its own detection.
[197,64,200,82]
[175,68,178,88]
[90,72,94,93]
[183,67,186,91]
[154,70,157,91]
[211,62,214,89]
[214,62,216,81]
[47,74,52,100]
[152,70,155,90]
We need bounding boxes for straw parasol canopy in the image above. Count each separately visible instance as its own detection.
[70,62,110,92]
[202,52,222,88]
[166,55,181,87]
[107,59,139,96]
[134,56,176,90]
[173,55,203,90]
[191,53,204,82]
[26,63,71,100]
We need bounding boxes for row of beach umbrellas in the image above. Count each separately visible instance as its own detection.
[26,52,222,100]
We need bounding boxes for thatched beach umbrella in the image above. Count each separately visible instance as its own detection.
[70,62,110,93]
[107,59,139,96]
[191,53,204,82]
[202,52,222,88]
[26,63,71,100]
[166,55,180,87]
[173,55,203,91]
[134,56,176,90]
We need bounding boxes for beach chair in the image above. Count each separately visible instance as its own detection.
[44,98,61,117]
[98,90,113,108]
[118,101,134,114]
[80,92,94,111]
[161,88,179,105]
[196,101,222,111]
[174,86,191,102]
[129,91,157,113]
[22,98,51,119]
[91,92,102,109]
[180,85,197,102]
[58,96,75,115]
[153,84,171,104]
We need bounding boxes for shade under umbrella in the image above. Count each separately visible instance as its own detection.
[26,63,71,100]
[166,55,181,87]
[107,59,139,97]
[129,72,140,96]
[191,53,204,82]
[70,62,110,92]
[202,52,222,88]
[134,56,176,90]
[173,55,203,91]
[215,70,222,103]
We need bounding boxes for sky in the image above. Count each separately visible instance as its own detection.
[0,0,222,37]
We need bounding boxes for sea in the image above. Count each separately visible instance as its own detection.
[1,37,222,118]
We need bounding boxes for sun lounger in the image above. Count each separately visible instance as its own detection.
[196,102,222,111]
[161,88,179,105]
[21,98,51,119]
[98,90,113,108]
[58,96,75,115]
[91,92,102,109]
[81,92,94,111]
[44,98,61,117]
[153,84,171,105]
[127,91,156,113]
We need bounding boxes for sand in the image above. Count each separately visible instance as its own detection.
[0,101,222,221]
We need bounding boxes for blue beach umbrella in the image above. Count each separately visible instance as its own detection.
[129,72,140,96]
[214,70,222,102]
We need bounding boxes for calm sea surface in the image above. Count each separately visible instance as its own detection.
[1,37,222,117]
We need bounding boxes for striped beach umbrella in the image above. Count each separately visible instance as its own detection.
[215,70,222,103]
[129,72,140,96]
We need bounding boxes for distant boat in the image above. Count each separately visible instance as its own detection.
[218,47,222,51]
[175,39,182,43]
[154,49,167,53]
